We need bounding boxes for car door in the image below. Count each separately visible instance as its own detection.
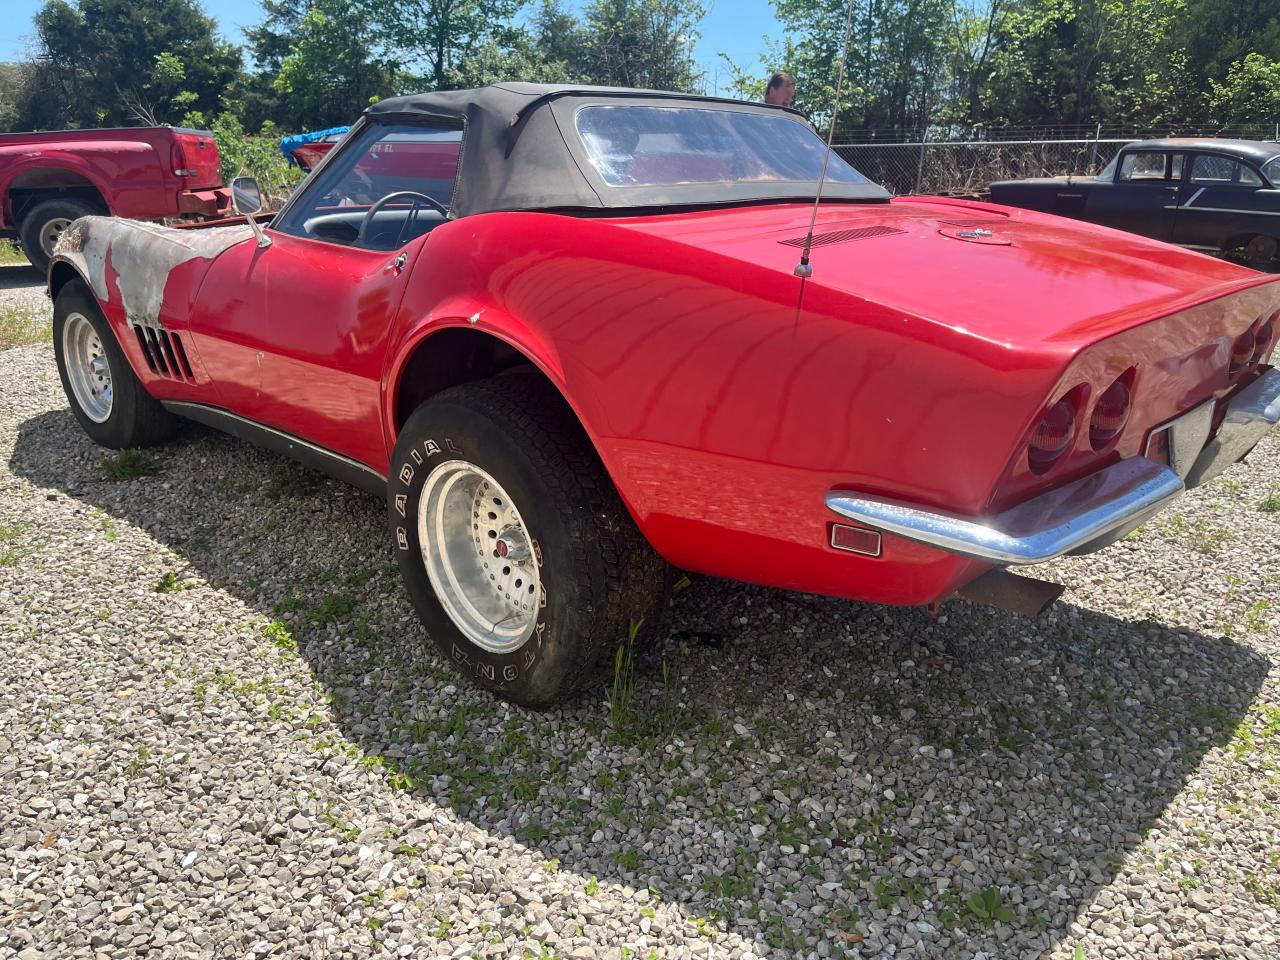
[188,120,462,471]
[1085,149,1183,240]
[1171,152,1280,251]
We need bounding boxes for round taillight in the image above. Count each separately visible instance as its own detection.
[1090,378,1132,449]
[1029,398,1076,471]
[1231,327,1257,376]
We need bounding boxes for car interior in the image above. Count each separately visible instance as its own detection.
[276,124,461,251]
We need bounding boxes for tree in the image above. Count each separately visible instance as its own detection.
[273,0,401,128]
[1209,53,1280,128]
[367,0,526,90]
[444,1,591,87]
[769,0,954,134]
[581,0,706,92]
[22,0,241,128]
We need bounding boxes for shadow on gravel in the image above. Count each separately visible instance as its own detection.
[11,407,1269,957]
[0,263,41,291]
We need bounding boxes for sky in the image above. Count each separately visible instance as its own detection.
[1,0,780,95]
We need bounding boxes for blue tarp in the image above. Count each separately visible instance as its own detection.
[278,127,350,165]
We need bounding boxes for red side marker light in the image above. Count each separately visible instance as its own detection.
[830,524,882,556]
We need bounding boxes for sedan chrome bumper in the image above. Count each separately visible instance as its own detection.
[827,368,1280,566]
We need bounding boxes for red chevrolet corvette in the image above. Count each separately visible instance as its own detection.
[47,84,1280,704]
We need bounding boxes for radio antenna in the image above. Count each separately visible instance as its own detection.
[794,0,857,279]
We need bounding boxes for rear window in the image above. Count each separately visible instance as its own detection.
[1190,154,1263,187]
[574,104,870,188]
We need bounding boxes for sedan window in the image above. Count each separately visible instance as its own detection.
[275,122,462,250]
[1190,154,1263,187]
[1264,157,1280,186]
[1118,152,1180,182]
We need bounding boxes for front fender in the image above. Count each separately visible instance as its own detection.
[50,216,253,328]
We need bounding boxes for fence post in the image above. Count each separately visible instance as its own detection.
[914,133,928,194]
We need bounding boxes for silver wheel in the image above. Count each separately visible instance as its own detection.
[418,460,541,653]
[39,217,74,257]
[62,311,113,423]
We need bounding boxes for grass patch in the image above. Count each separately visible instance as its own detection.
[0,303,51,350]
[100,449,160,481]
[152,571,191,593]
[0,240,27,265]
[1259,486,1280,512]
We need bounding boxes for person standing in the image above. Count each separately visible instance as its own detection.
[764,71,796,107]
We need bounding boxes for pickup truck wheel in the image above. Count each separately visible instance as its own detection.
[1245,235,1278,264]
[19,198,98,273]
[390,372,670,706]
[53,280,178,449]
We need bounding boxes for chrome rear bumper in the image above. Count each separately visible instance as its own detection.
[826,368,1280,566]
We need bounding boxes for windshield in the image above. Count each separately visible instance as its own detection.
[574,104,871,188]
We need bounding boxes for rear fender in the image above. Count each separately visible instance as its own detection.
[383,298,588,449]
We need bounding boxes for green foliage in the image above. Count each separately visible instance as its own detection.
[963,885,1016,925]
[202,114,304,206]
[580,0,706,91]
[1209,54,1280,127]
[100,449,161,481]
[274,0,402,129]
[369,0,525,90]
[1258,486,1280,513]
[20,0,241,129]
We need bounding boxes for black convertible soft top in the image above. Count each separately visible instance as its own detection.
[360,83,890,217]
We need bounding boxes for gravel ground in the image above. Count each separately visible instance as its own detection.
[2,268,1279,960]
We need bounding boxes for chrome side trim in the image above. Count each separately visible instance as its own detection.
[162,401,388,496]
[825,458,1184,566]
[1185,368,1280,487]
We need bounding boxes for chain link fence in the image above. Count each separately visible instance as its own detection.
[835,138,1137,197]
[835,127,1280,197]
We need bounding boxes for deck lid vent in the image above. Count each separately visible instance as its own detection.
[779,225,905,248]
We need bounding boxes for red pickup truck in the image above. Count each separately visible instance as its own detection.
[0,126,231,272]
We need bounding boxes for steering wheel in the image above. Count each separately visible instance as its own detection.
[357,190,449,248]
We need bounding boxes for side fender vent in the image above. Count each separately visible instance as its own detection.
[779,225,906,248]
[133,325,194,381]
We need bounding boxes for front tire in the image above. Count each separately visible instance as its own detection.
[389,373,669,706]
[20,198,98,274]
[53,280,178,449]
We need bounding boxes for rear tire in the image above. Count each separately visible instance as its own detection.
[53,280,178,449]
[1244,234,1278,264]
[19,198,98,274]
[389,372,670,706]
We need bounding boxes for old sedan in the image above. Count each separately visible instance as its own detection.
[991,138,1280,262]
[46,85,1280,704]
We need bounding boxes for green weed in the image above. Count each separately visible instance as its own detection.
[100,449,160,481]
